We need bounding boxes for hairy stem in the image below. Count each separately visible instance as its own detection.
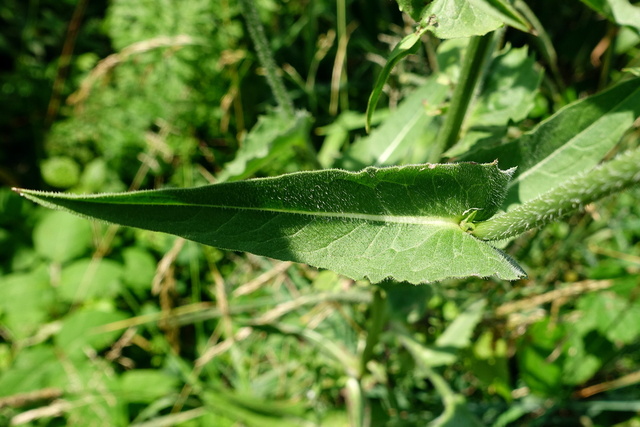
[474,147,640,241]
[239,0,294,116]
[429,33,494,162]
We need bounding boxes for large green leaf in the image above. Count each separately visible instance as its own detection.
[462,77,640,207]
[15,163,525,284]
[0,267,55,340]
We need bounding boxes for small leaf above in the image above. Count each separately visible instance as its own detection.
[15,163,525,284]
[422,0,514,39]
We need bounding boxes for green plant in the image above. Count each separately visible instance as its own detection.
[14,2,640,284]
[4,0,640,426]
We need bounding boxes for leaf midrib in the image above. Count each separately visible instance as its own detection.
[110,201,460,226]
[20,190,461,227]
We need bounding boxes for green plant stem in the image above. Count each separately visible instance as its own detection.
[345,377,365,427]
[429,33,494,162]
[474,147,640,241]
[359,286,387,378]
[239,0,294,116]
[598,24,617,91]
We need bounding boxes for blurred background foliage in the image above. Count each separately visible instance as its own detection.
[1,0,640,426]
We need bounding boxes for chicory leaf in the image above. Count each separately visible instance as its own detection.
[15,163,525,284]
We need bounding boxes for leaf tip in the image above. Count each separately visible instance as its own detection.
[11,187,29,197]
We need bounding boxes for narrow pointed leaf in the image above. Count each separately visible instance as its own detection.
[365,30,427,133]
[15,163,525,284]
[462,77,640,206]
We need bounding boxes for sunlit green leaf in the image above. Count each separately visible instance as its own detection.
[422,0,503,39]
[462,77,640,207]
[0,267,55,339]
[120,370,180,403]
[16,163,525,284]
[59,258,124,302]
[0,345,65,396]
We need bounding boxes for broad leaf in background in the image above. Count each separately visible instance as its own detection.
[59,258,124,303]
[422,0,529,39]
[33,210,93,263]
[580,0,640,33]
[0,345,66,397]
[56,308,129,357]
[516,319,565,395]
[445,45,543,157]
[119,370,180,404]
[436,38,469,84]
[462,77,640,207]
[343,77,448,170]
[216,109,312,182]
[16,163,526,284]
[0,267,54,340]
[467,331,511,401]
